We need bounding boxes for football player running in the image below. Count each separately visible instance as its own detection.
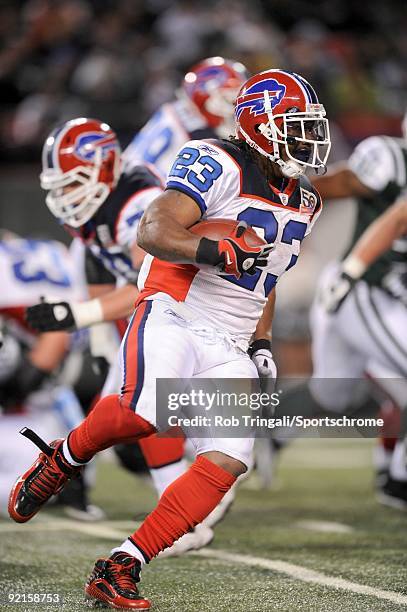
[122,56,249,179]
[9,69,330,610]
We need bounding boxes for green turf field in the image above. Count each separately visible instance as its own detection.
[1,439,406,612]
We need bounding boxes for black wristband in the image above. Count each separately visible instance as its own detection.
[248,338,272,357]
[195,237,223,266]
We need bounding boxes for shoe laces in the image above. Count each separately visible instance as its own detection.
[109,556,140,592]
[28,452,67,502]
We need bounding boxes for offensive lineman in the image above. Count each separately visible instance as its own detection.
[9,69,330,609]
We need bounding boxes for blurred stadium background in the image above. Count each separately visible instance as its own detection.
[2,0,405,371]
[0,4,406,610]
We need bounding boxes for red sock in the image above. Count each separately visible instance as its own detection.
[129,455,236,560]
[68,395,155,462]
[139,428,185,469]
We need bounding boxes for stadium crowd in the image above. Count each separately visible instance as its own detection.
[0,0,405,162]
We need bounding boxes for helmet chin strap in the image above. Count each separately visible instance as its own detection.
[252,123,305,179]
[277,158,305,179]
[237,123,306,179]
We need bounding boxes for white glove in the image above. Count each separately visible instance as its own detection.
[249,339,277,392]
[319,256,367,314]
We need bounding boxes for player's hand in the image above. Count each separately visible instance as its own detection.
[219,222,273,278]
[319,269,356,313]
[26,299,76,332]
[196,222,273,279]
[249,339,277,393]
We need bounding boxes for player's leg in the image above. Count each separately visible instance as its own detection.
[367,360,407,509]
[102,348,188,499]
[158,353,257,557]
[337,284,407,501]
[309,280,369,412]
[117,352,257,564]
[138,433,186,498]
[339,282,407,377]
[268,276,369,474]
[8,300,194,525]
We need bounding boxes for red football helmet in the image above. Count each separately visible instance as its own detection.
[235,69,331,178]
[183,56,249,137]
[40,118,121,227]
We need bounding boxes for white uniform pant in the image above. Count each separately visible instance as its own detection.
[310,263,407,411]
[118,297,258,468]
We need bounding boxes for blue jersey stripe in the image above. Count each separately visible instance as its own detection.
[120,311,135,397]
[131,301,152,408]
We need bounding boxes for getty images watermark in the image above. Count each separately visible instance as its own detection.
[155,378,401,439]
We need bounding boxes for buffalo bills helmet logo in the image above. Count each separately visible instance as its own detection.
[73,132,118,162]
[192,66,229,92]
[235,78,286,119]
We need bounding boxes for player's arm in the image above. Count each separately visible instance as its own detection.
[348,197,407,267]
[137,190,202,262]
[253,288,275,342]
[26,280,139,332]
[313,136,400,202]
[320,198,407,312]
[26,240,142,332]
[311,162,374,199]
[139,141,272,277]
[86,283,139,322]
[249,289,277,384]
[138,190,272,277]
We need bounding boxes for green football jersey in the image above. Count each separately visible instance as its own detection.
[345,135,407,294]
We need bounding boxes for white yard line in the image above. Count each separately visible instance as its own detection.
[0,517,139,540]
[193,549,407,607]
[295,520,355,534]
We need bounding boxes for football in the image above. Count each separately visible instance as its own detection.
[189,218,266,246]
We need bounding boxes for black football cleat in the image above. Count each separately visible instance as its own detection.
[376,476,407,512]
[8,428,82,523]
[85,552,151,609]
[377,475,407,511]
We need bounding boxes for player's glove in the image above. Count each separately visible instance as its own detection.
[319,269,356,313]
[248,338,277,393]
[196,221,273,279]
[319,256,367,314]
[26,298,103,332]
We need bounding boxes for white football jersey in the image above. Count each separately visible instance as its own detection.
[0,238,84,310]
[348,135,407,192]
[122,98,216,181]
[137,139,322,343]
